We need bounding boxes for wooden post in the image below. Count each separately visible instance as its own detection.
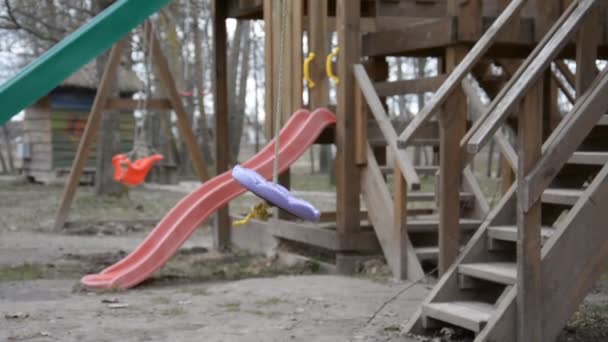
[575,2,600,97]
[213,0,231,251]
[517,82,543,342]
[335,0,361,234]
[53,40,126,231]
[291,0,304,111]
[1,125,14,172]
[263,0,274,139]
[145,23,210,182]
[307,0,328,109]
[438,45,467,275]
[394,165,408,279]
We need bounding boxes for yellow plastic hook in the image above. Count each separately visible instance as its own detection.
[232,203,271,227]
[304,52,316,89]
[326,47,340,85]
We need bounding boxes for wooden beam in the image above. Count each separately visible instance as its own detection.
[374,74,447,97]
[555,60,576,88]
[522,67,608,211]
[551,66,576,104]
[104,98,172,111]
[361,18,456,57]
[263,0,273,138]
[464,0,595,154]
[53,40,126,231]
[361,144,424,280]
[438,42,468,275]
[291,0,304,111]
[335,0,361,233]
[146,23,210,182]
[213,0,231,251]
[353,64,420,189]
[396,0,527,148]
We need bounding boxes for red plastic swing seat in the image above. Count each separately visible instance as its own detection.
[112,153,164,186]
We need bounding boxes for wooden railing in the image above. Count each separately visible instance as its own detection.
[521,67,608,210]
[395,0,527,148]
[464,0,597,156]
[353,64,421,190]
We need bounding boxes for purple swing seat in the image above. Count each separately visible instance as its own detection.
[232,165,321,222]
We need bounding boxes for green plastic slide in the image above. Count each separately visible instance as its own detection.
[0,0,172,125]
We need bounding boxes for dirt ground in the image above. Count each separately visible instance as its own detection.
[1,177,608,341]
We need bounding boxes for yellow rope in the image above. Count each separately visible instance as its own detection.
[233,203,271,227]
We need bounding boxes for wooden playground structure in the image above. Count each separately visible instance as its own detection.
[3,0,606,340]
[216,0,608,341]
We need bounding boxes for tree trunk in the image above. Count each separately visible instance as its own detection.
[228,21,251,163]
[94,0,124,196]
[192,6,213,166]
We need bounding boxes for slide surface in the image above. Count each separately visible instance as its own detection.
[0,0,171,125]
[81,108,336,289]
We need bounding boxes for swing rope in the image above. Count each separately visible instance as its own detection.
[271,0,288,217]
[232,0,288,226]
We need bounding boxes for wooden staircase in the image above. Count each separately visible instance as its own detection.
[404,0,608,340]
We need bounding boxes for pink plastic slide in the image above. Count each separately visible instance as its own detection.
[81,108,336,289]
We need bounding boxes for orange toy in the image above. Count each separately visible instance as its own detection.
[112,153,164,186]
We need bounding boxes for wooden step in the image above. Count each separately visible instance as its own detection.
[488,225,554,243]
[568,151,608,165]
[407,218,482,233]
[422,301,494,333]
[458,262,516,285]
[542,188,583,206]
[414,246,438,261]
[596,115,608,126]
[380,165,438,176]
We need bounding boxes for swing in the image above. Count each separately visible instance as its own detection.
[232,0,320,224]
[112,20,163,187]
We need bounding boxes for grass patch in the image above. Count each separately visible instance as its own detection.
[0,263,45,281]
[160,307,186,316]
[245,309,281,318]
[255,297,284,307]
[564,303,608,340]
[220,301,241,312]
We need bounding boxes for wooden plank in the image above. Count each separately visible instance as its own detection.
[213,0,231,250]
[423,302,493,333]
[353,64,421,189]
[541,163,608,342]
[355,83,367,165]
[104,98,172,111]
[458,262,517,285]
[335,0,361,234]
[516,81,543,342]
[541,188,583,206]
[361,144,424,280]
[465,0,595,154]
[362,18,455,57]
[396,0,527,148]
[438,42,467,276]
[146,23,209,182]
[265,219,380,252]
[522,67,608,210]
[375,1,447,18]
[374,74,447,97]
[53,40,126,231]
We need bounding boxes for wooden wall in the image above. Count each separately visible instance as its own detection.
[22,94,134,182]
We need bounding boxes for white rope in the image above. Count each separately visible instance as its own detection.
[272,0,288,189]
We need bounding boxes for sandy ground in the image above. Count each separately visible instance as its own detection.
[2,179,608,341]
[0,180,430,342]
